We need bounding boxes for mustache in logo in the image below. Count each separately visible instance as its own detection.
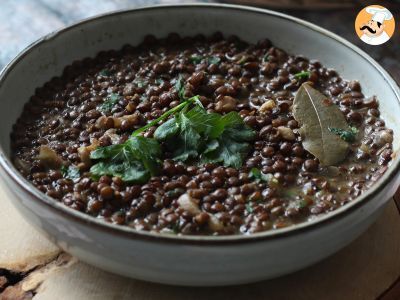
[360,25,376,34]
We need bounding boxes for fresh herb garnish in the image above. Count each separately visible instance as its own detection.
[171,221,180,234]
[99,69,112,77]
[132,91,202,137]
[166,188,185,198]
[294,71,311,79]
[200,112,255,168]
[245,198,264,214]
[208,56,221,65]
[249,168,275,184]
[155,107,255,168]
[91,76,256,182]
[189,55,203,64]
[174,76,186,102]
[262,54,269,63]
[98,93,121,113]
[61,165,80,181]
[295,197,314,209]
[328,126,358,142]
[245,202,253,213]
[155,106,212,161]
[189,55,220,65]
[173,76,204,107]
[90,136,161,183]
[297,200,308,209]
[134,79,146,88]
[155,78,164,85]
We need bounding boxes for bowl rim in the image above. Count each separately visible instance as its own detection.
[0,3,399,245]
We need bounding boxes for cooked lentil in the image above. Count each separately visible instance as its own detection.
[11,33,393,235]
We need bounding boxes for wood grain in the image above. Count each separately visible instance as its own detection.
[377,190,400,300]
[0,187,60,273]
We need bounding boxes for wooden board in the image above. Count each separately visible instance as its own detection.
[1,182,400,299]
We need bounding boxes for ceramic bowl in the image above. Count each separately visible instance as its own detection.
[0,4,399,286]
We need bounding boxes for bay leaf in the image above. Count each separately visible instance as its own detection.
[292,83,349,166]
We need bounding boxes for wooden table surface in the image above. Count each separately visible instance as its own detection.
[0,1,400,299]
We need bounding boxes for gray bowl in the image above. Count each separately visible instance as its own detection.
[0,4,399,286]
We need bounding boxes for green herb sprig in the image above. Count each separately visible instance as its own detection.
[131,77,202,137]
[294,71,311,79]
[189,55,203,64]
[98,93,121,114]
[245,199,263,214]
[250,168,273,183]
[90,136,161,183]
[153,77,255,167]
[245,202,254,213]
[61,165,80,181]
[133,78,148,88]
[90,77,256,183]
[99,69,112,77]
[189,55,221,65]
[207,56,221,65]
[328,126,358,142]
[155,106,255,167]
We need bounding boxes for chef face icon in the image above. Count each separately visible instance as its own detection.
[360,19,386,38]
[355,5,395,45]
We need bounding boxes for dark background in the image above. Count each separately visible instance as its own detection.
[0,0,399,82]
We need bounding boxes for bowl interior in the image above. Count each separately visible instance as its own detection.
[0,4,399,238]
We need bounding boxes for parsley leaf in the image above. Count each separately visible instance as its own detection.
[262,54,269,62]
[155,106,216,161]
[200,113,256,168]
[172,109,205,161]
[202,129,254,168]
[155,106,255,168]
[294,71,311,79]
[153,118,180,140]
[245,202,253,213]
[155,78,164,85]
[328,126,358,142]
[92,77,256,183]
[249,168,280,188]
[127,137,162,175]
[296,199,309,209]
[174,76,203,106]
[189,55,203,64]
[133,78,147,88]
[207,111,247,138]
[208,56,221,65]
[90,136,161,183]
[249,168,273,183]
[99,69,112,77]
[61,165,80,181]
[174,76,186,102]
[189,55,220,65]
[90,160,149,183]
[98,93,121,113]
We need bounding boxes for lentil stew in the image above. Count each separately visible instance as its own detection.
[11,33,393,235]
